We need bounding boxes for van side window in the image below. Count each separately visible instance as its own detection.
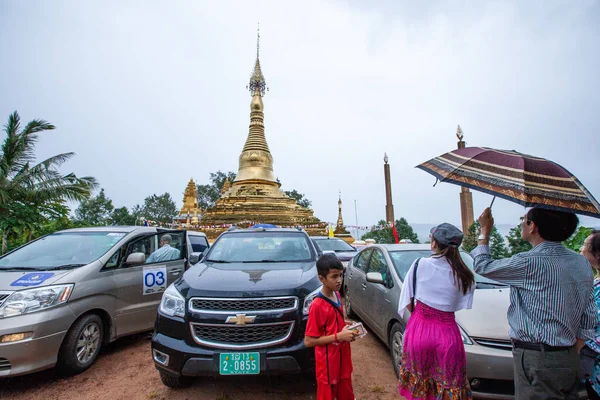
[145,232,185,264]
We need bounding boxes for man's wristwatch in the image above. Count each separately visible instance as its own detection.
[477,234,489,241]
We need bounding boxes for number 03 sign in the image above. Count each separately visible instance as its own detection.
[143,266,167,295]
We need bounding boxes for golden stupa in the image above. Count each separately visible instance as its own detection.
[176,178,200,225]
[200,32,321,229]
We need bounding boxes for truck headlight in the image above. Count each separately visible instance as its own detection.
[159,284,185,318]
[0,284,73,319]
[303,286,322,315]
[458,324,473,345]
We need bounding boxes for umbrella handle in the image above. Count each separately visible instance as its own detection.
[490,196,496,209]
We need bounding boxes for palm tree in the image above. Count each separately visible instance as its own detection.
[0,111,98,252]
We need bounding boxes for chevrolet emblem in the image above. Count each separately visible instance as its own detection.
[225,314,256,325]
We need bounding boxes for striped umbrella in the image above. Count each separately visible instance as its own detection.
[416,147,600,218]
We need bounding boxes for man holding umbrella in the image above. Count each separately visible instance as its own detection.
[472,207,596,399]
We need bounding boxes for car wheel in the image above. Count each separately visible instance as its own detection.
[389,322,404,378]
[160,371,192,388]
[57,314,104,375]
[344,287,356,319]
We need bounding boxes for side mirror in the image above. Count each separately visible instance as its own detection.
[189,251,204,265]
[366,272,385,285]
[126,252,146,265]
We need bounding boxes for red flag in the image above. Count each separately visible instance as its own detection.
[391,223,399,244]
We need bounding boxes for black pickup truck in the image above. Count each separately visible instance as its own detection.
[151,227,322,388]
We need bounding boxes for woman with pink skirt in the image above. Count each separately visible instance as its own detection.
[397,223,475,400]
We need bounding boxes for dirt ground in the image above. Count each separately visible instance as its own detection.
[0,331,403,400]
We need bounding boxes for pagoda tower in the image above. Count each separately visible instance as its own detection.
[176,178,200,225]
[335,191,349,234]
[200,29,321,230]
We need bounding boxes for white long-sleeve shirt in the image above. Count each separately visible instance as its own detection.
[398,256,475,314]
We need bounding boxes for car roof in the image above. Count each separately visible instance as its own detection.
[187,230,207,237]
[310,236,345,240]
[374,244,432,251]
[225,227,307,234]
[57,226,150,234]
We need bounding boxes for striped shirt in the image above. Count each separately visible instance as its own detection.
[471,242,597,346]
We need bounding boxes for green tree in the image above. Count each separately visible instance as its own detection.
[197,171,237,210]
[564,226,593,252]
[361,218,420,244]
[74,188,114,226]
[284,189,312,208]
[110,206,136,225]
[0,111,97,252]
[506,224,532,255]
[140,193,177,224]
[462,221,508,259]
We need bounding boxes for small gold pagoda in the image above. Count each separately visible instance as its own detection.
[176,178,200,225]
[200,31,321,231]
[334,191,349,234]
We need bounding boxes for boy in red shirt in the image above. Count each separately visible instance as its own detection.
[305,253,356,400]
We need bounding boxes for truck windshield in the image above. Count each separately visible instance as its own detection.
[206,232,313,263]
[0,231,127,270]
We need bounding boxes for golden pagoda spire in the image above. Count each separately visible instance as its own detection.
[336,190,344,229]
[180,178,198,215]
[235,25,277,184]
[221,177,231,194]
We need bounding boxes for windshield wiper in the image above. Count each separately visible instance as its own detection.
[0,266,39,271]
[47,264,86,271]
[206,259,231,263]
[241,260,282,263]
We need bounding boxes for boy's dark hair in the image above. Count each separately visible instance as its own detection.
[526,208,579,242]
[317,253,343,278]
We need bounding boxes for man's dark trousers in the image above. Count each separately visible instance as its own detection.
[513,346,580,399]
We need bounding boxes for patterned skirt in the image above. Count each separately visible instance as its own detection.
[398,302,472,400]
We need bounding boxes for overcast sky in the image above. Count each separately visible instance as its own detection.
[1,0,599,231]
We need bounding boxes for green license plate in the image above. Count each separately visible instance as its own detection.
[219,352,260,375]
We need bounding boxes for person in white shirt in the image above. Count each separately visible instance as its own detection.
[397,223,475,400]
[146,234,180,264]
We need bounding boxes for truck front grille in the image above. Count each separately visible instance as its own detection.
[190,321,295,350]
[189,296,298,314]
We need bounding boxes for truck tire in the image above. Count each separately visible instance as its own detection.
[57,314,104,376]
[160,371,191,388]
[389,322,404,378]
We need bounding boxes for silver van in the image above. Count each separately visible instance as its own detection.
[0,226,209,377]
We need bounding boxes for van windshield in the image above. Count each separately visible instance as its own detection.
[0,231,127,270]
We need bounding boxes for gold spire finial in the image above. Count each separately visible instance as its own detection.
[235,30,276,184]
[456,125,464,141]
[247,23,267,97]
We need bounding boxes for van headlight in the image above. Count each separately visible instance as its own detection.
[159,284,185,318]
[303,286,322,315]
[0,284,74,319]
[458,325,473,345]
